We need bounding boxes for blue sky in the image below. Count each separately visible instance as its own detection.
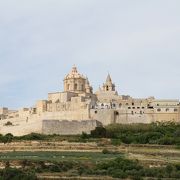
[0,0,180,109]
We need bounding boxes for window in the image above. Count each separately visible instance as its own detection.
[115,111,119,115]
[166,108,169,112]
[128,107,131,109]
[132,102,134,106]
[132,107,135,109]
[157,108,161,112]
[137,107,140,109]
[106,86,109,91]
[126,103,129,106]
[67,84,70,90]
[140,111,142,114]
[74,83,78,90]
[131,111,134,115]
[95,111,97,114]
[81,84,84,90]
[174,108,178,112]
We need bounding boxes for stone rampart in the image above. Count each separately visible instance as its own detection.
[42,120,102,135]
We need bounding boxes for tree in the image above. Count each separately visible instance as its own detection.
[2,133,14,144]
[91,127,107,138]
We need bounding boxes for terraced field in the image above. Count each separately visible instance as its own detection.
[0,141,179,179]
[0,141,179,165]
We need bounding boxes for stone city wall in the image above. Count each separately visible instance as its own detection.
[42,119,102,135]
[41,109,90,121]
[0,114,42,136]
[90,108,180,124]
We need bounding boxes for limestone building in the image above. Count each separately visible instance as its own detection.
[0,66,180,136]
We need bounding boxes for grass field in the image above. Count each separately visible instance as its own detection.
[0,151,123,162]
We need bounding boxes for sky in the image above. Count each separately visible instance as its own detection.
[0,0,180,109]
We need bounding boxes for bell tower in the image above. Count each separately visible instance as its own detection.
[103,74,115,92]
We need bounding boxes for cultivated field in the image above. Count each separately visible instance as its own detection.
[0,141,179,179]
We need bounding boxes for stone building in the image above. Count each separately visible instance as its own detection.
[0,66,180,136]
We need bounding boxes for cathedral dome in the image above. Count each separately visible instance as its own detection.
[64,65,85,80]
[64,65,88,93]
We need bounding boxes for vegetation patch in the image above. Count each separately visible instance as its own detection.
[0,156,180,179]
[91,122,180,145]
[0,168,37,180]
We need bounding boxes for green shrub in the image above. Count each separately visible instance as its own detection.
[18,133,46,141]
[80,132,89,139]
[0,133,14,144]
[91,127,107,138]
[102,149,110,154]
[0,168,37,180]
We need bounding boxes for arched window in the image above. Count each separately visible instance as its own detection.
[106,86,109,91]
[157,108,161,112]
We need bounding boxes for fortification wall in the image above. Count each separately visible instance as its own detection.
[90,107,180,125]
[0,108,96,136]
[154,113,179,123]
[90,109,153,125]
[90,109,115,125]
[41,109,90,121]
[115,113,154,124]
[42,120,102,135]
[0,107,179,136]
[0,114,42,136]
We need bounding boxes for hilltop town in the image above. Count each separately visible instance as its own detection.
[0,66,180,136]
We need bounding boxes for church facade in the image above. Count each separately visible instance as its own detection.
[0,66,180,136]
